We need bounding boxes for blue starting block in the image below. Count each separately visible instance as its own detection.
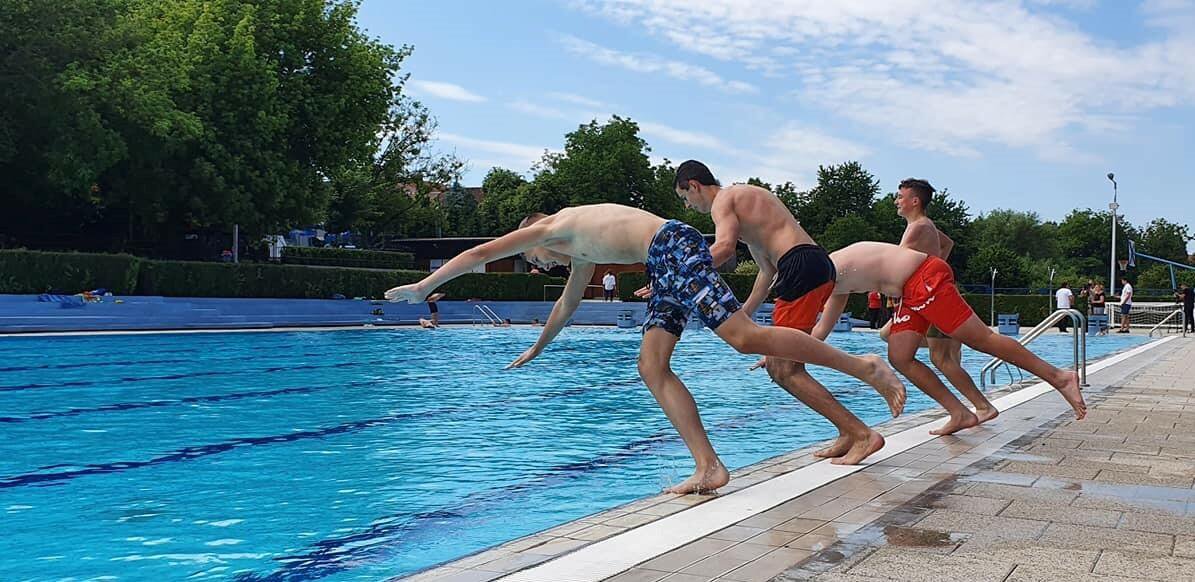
[832,313,853,333]
[616,310,636,329]
[997,313,1020,335]
[1087,313,1108,335]
[754,312,773,326]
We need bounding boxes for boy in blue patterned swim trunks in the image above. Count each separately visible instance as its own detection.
[642,220,743,336]
[386,203,903,494]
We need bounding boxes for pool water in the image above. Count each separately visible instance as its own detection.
[0,327,1147,580]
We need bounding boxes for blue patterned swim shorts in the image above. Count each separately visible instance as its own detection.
[643,220,741,337]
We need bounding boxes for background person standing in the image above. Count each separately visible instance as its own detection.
[1055,282,1074,332]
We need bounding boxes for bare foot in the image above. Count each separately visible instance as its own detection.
[974,405,1000,425]
[1052,371,1086,420]
[814,435,852,458]
[930,410,980,436]
[863,354,906,417]
[665,463,730,494]
[831,431,885,465]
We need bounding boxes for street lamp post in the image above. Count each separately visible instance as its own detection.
[1107,173,1118,296]
[990,267,998,327]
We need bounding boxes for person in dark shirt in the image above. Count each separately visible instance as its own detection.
[1177,283,1194,333]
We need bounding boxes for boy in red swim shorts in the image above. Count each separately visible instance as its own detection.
[813,241,1087,431]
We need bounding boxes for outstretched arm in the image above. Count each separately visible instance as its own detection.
[385,224,558,302]
[508,261,595,368]
[812,293,849,341]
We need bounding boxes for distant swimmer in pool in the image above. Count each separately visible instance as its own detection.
[384,203,903,494]
[418,293,445,328]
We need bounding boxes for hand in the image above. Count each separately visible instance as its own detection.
[385,283,426,303]
[507,345,543,369]
[633,285,653,299]
[748,357,767,371]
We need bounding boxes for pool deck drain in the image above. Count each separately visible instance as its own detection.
[398,336,1186,582]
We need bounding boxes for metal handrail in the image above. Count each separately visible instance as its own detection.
[1148,309,1186,338]
[474,304,500,325]
[980,308,1086,388]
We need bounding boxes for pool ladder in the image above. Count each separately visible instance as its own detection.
[979,308,1087,388]
[474,304,502,326]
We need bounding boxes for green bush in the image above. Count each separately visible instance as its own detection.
[0,250,142,294]
[282,247,415,269]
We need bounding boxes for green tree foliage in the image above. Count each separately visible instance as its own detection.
[795,162,880,237]
[2,0,454,254]
[820,215,879,252]
[474,167,528,236]
[1138,218,1193,264]
[966,246,1027,288]
[971,210,1058,259]
[533,116,654,210]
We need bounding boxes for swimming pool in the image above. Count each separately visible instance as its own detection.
[0,327,1147,580]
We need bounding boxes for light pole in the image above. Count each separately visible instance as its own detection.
[1048,266,1057,311]
[1107,173,1118,296]
[990,267,998,327]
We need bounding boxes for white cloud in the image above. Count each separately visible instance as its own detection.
[508,100,571,120]
[547,92,610,109]
[576,0,1195,162]
[438,133,548,168]
[409,80,487,103]
[558,35,759,94]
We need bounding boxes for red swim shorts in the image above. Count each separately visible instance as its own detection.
[891,256,972,336]
[772,281,835,333]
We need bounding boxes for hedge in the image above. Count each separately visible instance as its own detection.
[282,246,415,269]
[0,249,564,300]
[0,250,141,294]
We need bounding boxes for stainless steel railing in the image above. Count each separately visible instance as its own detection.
[979,308,1086,388]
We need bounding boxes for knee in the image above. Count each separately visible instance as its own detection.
[887,351,917,373]
[929,348,954,370]
[637,354,669,384]
[724,327,762,354]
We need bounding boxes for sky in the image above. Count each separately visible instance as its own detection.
[357,0,1195,253]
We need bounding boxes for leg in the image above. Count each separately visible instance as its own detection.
[767,358,884,464]
[889,331,978,435]
[950,314,1085,419]
[638,327,729,494]
[928,337,998,424]
[715,313,906,416]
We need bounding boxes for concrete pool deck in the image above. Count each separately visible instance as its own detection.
[399,335,1192,582]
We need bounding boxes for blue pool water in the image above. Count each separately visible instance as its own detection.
[0,327,1147,580]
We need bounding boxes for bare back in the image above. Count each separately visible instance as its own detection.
[713,183,813,268]
[900,216,943,258]
[830,242,928,297]
[540,204,666,264]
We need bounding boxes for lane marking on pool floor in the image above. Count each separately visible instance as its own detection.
[499,335,1179,582]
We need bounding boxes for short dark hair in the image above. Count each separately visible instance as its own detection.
[518,212,548,228]
[1061,282,1069,288]
[899,178,936,209]
[675,160,719,190]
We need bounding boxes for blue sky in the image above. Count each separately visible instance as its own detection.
[358,0,1195,253]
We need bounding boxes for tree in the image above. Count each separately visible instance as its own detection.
[1055,209,1141,282]
[970,209,1056,260]
[966,246,1027,288]
[797,162,880,238]
[1,0,437,256]
[820,215,879,252]
[473,167,527,235]
[532,116,654,210]
[441,181,477,236]
[1138,218,1192,264]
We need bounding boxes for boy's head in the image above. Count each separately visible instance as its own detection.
[1061,282,1069,289]
[1120,276,1130,285]
[518,212,570,271]
[674,160,720,213]
[895,178,935,217]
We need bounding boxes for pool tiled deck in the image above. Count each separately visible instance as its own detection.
[400,335,1192,582]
